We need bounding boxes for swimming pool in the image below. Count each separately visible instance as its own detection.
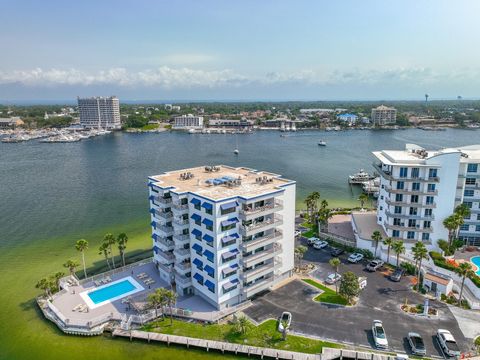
[80,276,144,309]
[471,256,480,276]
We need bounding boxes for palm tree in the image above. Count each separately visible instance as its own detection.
[371,230,382,258]
[318,207,333,233]
[75,239,89,279]
[412,241,428,292]
[392,240,405,267]
[443,215,460,248]
[329,257,341,293]
[383,237,393,264]
[147,290,162,318]
[454,203,471,219]
[456,262,474,306]
[53,271,65,291]
[236,315,249,335]
[294,245,308,269]
[280,319,289,340]
[63,259,80,277]
[117,233,129,267]
[36,277,53,298]
[358,193,369,210]
[98,242,111,269]
[104,233,117,268]
[164,289,177,325]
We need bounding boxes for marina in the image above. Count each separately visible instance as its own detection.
[1,128,112,143]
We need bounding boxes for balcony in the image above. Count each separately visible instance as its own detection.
[155,237,175,251]
[155,250,175,263]
[154,196,173,205]
[239,201,283,220]
[244,277,274,298]
[385,186,438,196]
[384,221,434,233]
[385,211,435,221]
[242,245,281,268]
[385,198,436,208]
[157,262,174,274]
[174,271,192,287]
[241,231,282,253]
[173,233,190,243]
[173,218,189,227]
[157,225,174,236]
[172,203,189,214]
[240,216,283,236]
[155,211,173,221]
[173,247,190,260]
[242,262,275,281]
[174,261,192,273]
[373,163,440,182]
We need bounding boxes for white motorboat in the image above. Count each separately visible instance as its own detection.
[318,140,327,146]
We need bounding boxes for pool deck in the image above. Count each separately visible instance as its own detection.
[48,261,230,330]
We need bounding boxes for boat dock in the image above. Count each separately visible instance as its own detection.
[112,329,399,360]
[113,328,321,359]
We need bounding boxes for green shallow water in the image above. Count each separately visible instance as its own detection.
[1,129,479,359]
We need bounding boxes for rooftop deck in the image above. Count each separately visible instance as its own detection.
[150,165,294,200]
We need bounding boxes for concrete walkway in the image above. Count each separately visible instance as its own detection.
[448,305,480,340]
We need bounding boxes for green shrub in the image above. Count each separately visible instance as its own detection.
[440,293,447,301]
[429,251,444,261]
[401,262,416,275]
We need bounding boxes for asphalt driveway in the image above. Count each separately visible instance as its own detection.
[245,241,472,357]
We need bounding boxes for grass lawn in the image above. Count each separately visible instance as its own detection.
[141,124,160,130]
[142,318,340,354]
[302,278,349,306]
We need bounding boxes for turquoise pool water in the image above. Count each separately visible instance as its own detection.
[88,279,136,304]
[471,256,480,276]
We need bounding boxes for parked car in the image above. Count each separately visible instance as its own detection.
[372,320,388,349]
[389,267,405,282]
[277,311,292,332]
[325,273,342,284]
[436,329,460,357]
[407,332,426,356]
[307,237,320,246]
[347,253,364,263]
[366,260,384,272]
[358,276,367,290]
[330,248,344,257]
[313,240,328,249]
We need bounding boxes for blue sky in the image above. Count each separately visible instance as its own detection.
[1,0,479,101]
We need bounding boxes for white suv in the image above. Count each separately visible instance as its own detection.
[347,253,364,263]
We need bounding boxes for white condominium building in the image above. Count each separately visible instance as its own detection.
[77,96,121,130]
[148,165,295,310]
[173,114,204,129]
[373,144,480,250]
[371,105,397,126]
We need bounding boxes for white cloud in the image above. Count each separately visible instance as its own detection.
[0,66,477,89]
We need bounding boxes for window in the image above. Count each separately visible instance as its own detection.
[205,208,213,215]
[399,167,408,178]
[426,196,434,205]
[411,195,419,203]
[223,284,238,294]
[396,181,404,190]
[380,195,384,200]
[466,178,476,185]
[425,208,432,217]
[194,203,201,211]
[393,218,401,226]
[392,230,400,237]
[424,221,431,229]
[407,231,415,239]
[408,219,416,228]
[409,207,417,215]
[460,224,469,231]
[428,168,437,178]
[477,214,480,221]
[422,233,430,241]
[412,182,420,191]
[221,223,236,232]
[464,189,474,197]
[464,202,473,208]
[411,168,420,178]
[395,194,403,202]
[467,164,478,173]
[221,207,236,215]
[394,206,402,214]
[380,206,383,211]
[378,217,382,222]
[476,225,480,232]
[427,184,436,193]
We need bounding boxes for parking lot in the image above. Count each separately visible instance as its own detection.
[245,238,471,358]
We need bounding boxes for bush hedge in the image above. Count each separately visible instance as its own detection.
[429,251,480,289]
[400,262,416,275]
[324,238,373,260]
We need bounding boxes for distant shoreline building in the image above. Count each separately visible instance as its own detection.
[208,119,254,130]
[0,117,24,129]
[336,113,358,125]
[372,144,480,248]
[173,114,204,130]
[371,105,397,126]
[148,165,295,310]
[77,96,121,130]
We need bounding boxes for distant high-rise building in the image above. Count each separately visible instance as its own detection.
[77,96,121,130]
[371,105,397,126]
